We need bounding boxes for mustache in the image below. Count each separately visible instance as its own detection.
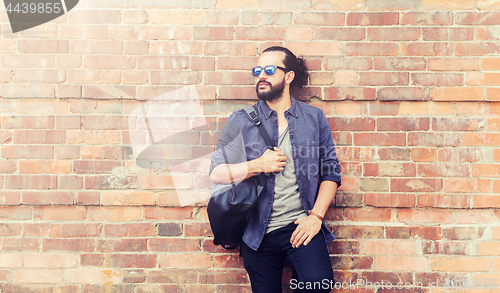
[257,81,271,87]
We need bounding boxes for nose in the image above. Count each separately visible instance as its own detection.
[258,70,267,80]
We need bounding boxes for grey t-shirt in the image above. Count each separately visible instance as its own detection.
[265,127,307,234]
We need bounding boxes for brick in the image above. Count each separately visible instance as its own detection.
[359,178,389,192]
[315,28,365,41]
[368,27,420,41]
[418,163,470,178]
[443,227,486,240]
[336,147,376,161]
[84,56,136,69]
[401,43,451,56]
[354,133,406,146]
[151,71,201,85]
[375,256,427,271]
[456,210,500,224]
[478,27,500,41]
[14,130,65,144]
[137,56,188,70]
[324,57,372,71]
[362,240,415,255]
[429,58,480,71]
[0,161,16,174]
[488,88,500,101]
[24,223,49,237]
[68,70,121,84]
[294,12,344,25]
[286,42,342,56]
[374,57,426,71]
[149,238,201,252]
[359,72,408,86]
[465,133,500,146]
[411,148,436,162]
[345,43,398,56]
[1,238,39,251]
[204,42,256,56]
[106,254,156,268]
[13,69,65,83]
[0,223,21,236]
[457,12,500,25]
[423,0,474,9]
[235,27,284,41]
[423,27,473,41]
[433,118,485,131]
[214,255,245,268]
[144,207,192,220]
[386,227,411,239]
[22,191,73,205]
[66,269,121,284]
[364,163,416,177]
[331,256,373,270]
[206,11,239,25]
[88,207,142,222]
[0,254,22,268]
[0,39,15,53]
[361,102,399,116]
[123,71,148,84]
[456,102,500,116]
[85,25,138,40]
[158,223,183,236]
[73,161,123,174]
[418,194,470,208]
[5,175,57,189]
[49,224,102,238]
[123,10,148,23]
[364,193,415,208]
[69,40,123,54]
[412,73,464,87]
[2,84,55,98]
[312,0,365,10]
[101,191,155,206]
[55,146,80,159]
[335,192,363,207]
[468,72,500,86]
[19,161,71,175]
[42,239,94,252]
[104,224,156,237]
[0,192,20,205]
[439,148,487,162]
[401,12,453,25]
[347,12,398,25]
[140,26,191,40]
[57,55,82,68]
[335,87,376,101]
[344,208,393,222]
[17,40,68,53]
[431,257,488,272]
[401,101,455,116]
[398,209,451,223]
[68,9,121,24]
[124,41,149,55]
[160,254,210,268]
[473,164,500,177]
[34,207,86,220]
[422,241,468,255]
[410,226,441,240]
[13,269,63,283]
[24,254,77,268]
[474,194,500,208]
[2,54,55,68]
[76,192,100,205]
[138,174,192,189]
[409,133,461,147]
[327,118,375,131]
[378,88,430,101]
[85,176,137,190]
[456,42,500,56]
[391,178,443,192]
[287,27,313,41]
[332,225,384,239]
[378,118,429,131]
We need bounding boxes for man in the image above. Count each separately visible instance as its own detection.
[209,46,341,293]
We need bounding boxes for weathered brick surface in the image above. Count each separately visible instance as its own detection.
[0,2,499,291]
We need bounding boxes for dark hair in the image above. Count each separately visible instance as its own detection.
[262,46,309,89]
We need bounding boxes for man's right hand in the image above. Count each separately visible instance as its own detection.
[251,147,287,174]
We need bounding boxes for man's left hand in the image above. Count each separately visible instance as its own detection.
[290,215,322,248]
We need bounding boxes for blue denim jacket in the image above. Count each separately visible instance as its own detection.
[209,97,341,250]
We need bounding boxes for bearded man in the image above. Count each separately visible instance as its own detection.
[210,46,341,293]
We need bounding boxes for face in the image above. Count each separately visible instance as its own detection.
[255,51,288,102]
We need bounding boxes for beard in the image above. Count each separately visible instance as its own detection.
[256,78,285,102]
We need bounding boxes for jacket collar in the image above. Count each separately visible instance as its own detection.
[257,96,298,120]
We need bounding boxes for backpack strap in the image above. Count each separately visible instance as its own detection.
[241,105,274,149]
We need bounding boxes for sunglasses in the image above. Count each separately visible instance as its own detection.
[251,65,289,77]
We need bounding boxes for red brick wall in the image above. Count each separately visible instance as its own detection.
[1,0,500,291]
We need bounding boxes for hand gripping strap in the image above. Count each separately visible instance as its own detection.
[241,106,274,149]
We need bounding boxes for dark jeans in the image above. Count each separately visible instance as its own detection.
[241,223,334,293]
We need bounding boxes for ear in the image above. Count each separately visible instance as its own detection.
[285,70,295,85]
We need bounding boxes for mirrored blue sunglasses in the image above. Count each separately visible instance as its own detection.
[251,65,289,77]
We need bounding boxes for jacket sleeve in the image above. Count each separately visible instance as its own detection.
[317,112,342,187]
